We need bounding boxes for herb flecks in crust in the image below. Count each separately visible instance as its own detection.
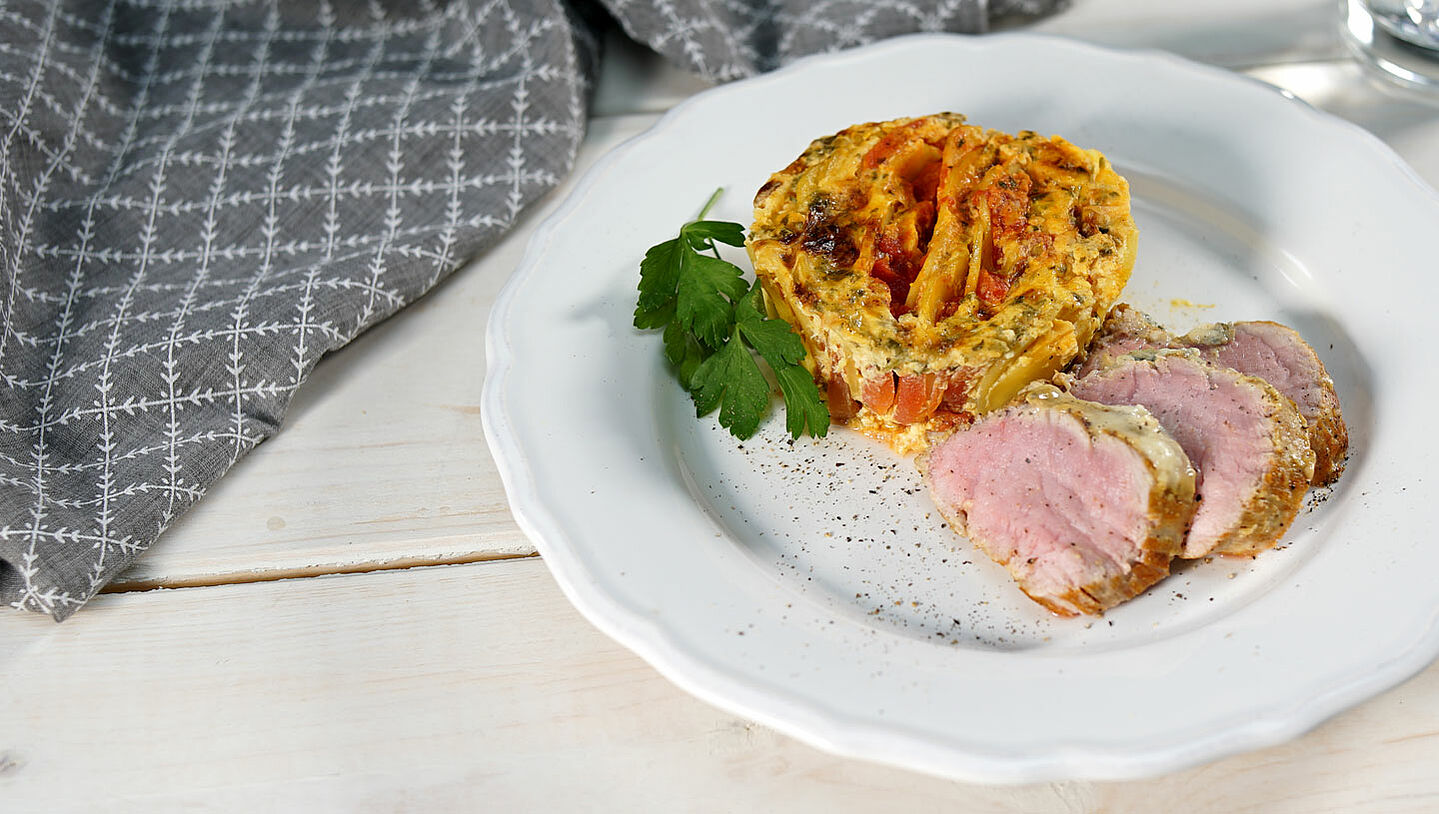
[747,113,1137,446]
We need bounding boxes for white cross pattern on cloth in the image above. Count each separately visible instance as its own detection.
[0,0,1056,620]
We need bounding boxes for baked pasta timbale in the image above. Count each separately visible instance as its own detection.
[747,113,1137,447]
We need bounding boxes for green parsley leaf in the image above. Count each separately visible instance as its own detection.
[690,327,770,440]
[633,188,830,441]
[662,319,705,390]
[676,249,747,349]
[735,281,829,438]
[683,220,746,250]
[633,298,674,331]
[635,237,682,323]
[736,304,804,364]
[734,278,768,320]
[774,363,831,439]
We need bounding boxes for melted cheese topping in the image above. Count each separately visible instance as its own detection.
[747,113,1137,449]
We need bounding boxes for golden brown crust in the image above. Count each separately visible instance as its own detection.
[1206,379,1316,557]
[1309,406,1348,487]
[1026,545,1176,617]
[1276,328,1348,486]
[747,114,1137,445]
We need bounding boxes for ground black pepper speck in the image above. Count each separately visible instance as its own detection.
[685,416,1337,651]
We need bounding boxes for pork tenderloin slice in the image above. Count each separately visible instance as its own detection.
[922,386,1196,616]
[1068,350,1315,558]
[1071,303,1177,379]
[1078,304,1347,486]
[1181,321,1348,486]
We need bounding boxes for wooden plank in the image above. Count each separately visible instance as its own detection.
[5,557,1439,810]
[107,114,660,589]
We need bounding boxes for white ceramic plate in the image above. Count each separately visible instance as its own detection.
[483,34,1439,782]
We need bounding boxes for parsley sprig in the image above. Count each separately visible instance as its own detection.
[634,189,829,440]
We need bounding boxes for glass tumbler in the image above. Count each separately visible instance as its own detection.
[1342,0,1439,91]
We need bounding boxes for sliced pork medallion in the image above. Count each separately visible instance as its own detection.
[1074,305,1348,486]
[1068,351,1315,558]
[1071,303,1176,378]
[1181,321,1348,486]
[923,386,1196,616]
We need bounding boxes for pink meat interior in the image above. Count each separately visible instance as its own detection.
[1070,357,1272,555]
[1192,322,1326,420]
[928,408,1153,598]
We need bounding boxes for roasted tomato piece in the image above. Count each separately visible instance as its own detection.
[861,373,897,415]
[826,375,859,421]
[892,373,945,424]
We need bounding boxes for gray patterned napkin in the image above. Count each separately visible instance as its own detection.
[0,0,1059,620]
[601,0,1062,80]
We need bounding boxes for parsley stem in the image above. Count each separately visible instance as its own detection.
[695,187,724,221]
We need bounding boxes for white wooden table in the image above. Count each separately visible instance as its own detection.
[7,2,1439,809]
